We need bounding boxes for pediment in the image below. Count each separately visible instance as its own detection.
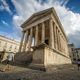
[21,7,68,42]
[21,8,53,28]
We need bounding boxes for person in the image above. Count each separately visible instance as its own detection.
[77,59,80,70]
[1,51,14,72]
[1,49,8,63]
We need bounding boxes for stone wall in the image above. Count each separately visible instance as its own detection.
[44,47,71,66]
[32,44,71,67]
[32,47,44,64]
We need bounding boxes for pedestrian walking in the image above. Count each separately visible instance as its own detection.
[1,51,14,72]
[1,49,8,62]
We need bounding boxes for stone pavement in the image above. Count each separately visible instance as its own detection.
[0,64,80,80]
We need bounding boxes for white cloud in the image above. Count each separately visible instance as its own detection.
[0,0,12,15]
[11,0,80,47]
[1,20,8,26]
[13,15,24,27]
[53,5,80,35]
[12,15,23,37]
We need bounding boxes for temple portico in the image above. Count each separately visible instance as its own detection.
[16,7,71,68]
[19,18,68,54]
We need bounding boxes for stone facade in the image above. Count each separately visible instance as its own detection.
[32,44,70,67]
[75,48,80,61]
[68,44,75,63]
[0,35,20,52]
[68,44,80,64]
[17,7,71,68]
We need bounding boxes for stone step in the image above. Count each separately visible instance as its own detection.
[14,51,33,65]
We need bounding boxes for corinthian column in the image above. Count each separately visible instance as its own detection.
[59,33,61,51]
[54,24,57,49]
[35,25,38,46]
[49,19,54,49]
[23,30,28,51]
[41,22,45,43]
[18,31,25,52]
[57,29,59,51]
[56,27,58,50]
[60,35,62,52]
[28,28,33,51]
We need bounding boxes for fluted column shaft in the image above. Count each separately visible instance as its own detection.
[49,19,54,49]
[23,30,28,51]
[58,30,60,51]
[54,24,57,49]
[28,28,33,51]
[42,22,45,43]
[59,33,61,51]
[57,29,60,51]
[35,25,38,46]
[60,35,62,52]
[61,36,63,52]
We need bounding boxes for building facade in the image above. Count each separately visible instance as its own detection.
[75,48,80,61]
[68,43,75,63]
[0,35,20,52]
[68,44,80,63]
[16,7,71,68]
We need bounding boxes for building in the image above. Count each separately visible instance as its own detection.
[15,7,71,69]
[68,43,75,63]
[68,43,80,63]
[0,35,20,52]
[74,48,80,61]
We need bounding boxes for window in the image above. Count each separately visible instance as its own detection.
[3,42,7,50]
[4,43,7,48]
[14,46,17,52]
[77,55,79,58]
[71,48,74,51]
[78,59,80,61]
[73,53,74,57]
[76,51,78,53]
[15,46,17,49]
[9,45,12,51]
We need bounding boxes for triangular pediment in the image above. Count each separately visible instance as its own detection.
[21,7,54,27]
[21,7,67,42]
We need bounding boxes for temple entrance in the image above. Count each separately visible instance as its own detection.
[45,39,49,45]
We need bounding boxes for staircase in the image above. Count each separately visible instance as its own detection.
[14,51,33,66]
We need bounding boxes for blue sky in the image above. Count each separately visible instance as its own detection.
[0,0,80,47]
[66,0,80,13]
